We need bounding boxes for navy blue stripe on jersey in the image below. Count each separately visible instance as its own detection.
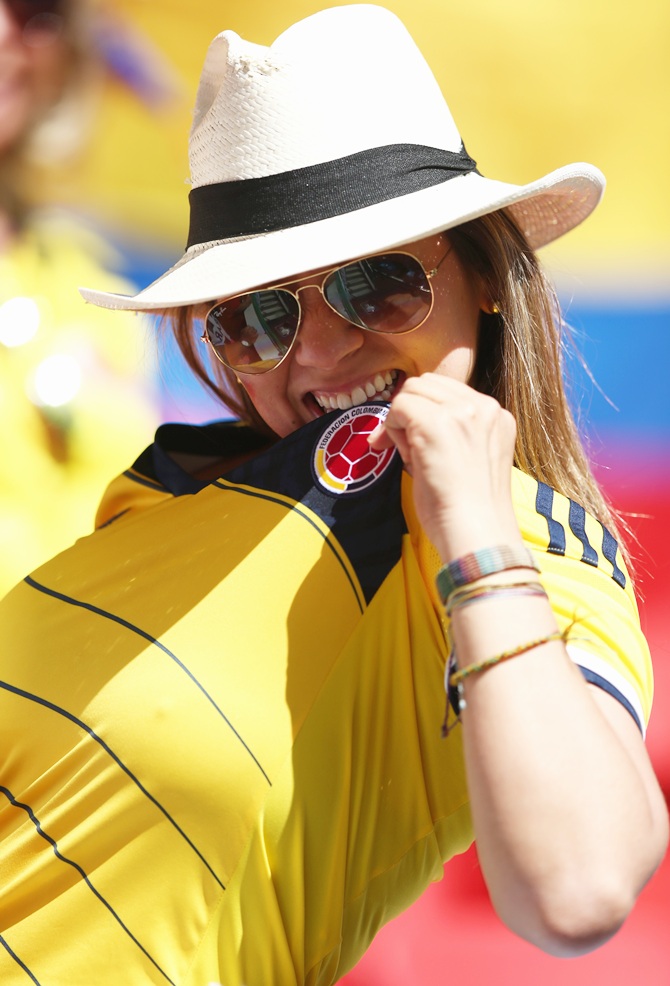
[213,482,366,614]
[568,500,599,567]
[122,470,167,493]
[0,680,225,891]
[577,668,642,733]
[0,935,41,985]
[24,575,270,785]
[601,526,627,588]
[535,482,566,554]
[0,788,177,986]
[97,508,131,529]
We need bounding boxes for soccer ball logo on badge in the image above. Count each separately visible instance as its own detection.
[313,404,396,495]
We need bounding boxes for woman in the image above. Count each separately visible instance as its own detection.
[0,6,666,985]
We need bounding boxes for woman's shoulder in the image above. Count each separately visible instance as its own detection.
[93,420,272,529]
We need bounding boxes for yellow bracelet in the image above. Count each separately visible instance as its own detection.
[449,630,565,689]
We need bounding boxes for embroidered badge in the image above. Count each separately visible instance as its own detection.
[312,404,395,495]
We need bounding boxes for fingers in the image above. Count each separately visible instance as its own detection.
[395,373,509,429]
[367,420,393,450]
[366,372,519,557]
[368,374,462,449]
[368,373,514,454]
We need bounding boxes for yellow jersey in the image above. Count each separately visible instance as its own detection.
[0,406,652,985]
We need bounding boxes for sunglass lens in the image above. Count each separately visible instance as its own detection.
[324,253,432,334]
[205,290,299,374]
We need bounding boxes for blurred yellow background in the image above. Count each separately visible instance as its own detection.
[40,0,670,294]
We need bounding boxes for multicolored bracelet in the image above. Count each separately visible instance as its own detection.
[436,544,540,606]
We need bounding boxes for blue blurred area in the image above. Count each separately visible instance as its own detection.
[566,302,670,445]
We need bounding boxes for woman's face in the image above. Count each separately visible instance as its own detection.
[0,1,69,156]
[237,233,486,438]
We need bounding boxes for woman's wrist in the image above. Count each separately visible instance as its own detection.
[432,515,525,564]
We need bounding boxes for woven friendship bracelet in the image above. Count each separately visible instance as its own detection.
[440,625,568,737]
[449,630,565,691]
[445,580,547,617]
[436,544,540,606]
[443,629,566,725]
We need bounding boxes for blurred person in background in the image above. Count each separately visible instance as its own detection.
[0,0,157,595]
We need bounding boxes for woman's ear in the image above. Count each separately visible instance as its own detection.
[471,272,498,316]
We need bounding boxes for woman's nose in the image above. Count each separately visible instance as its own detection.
[292,288,365,369]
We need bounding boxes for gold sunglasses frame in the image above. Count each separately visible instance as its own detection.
[201,245,453,375]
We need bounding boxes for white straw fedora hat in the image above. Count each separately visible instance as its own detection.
[80,3,605,311]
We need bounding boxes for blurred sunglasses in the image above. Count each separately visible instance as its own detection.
[202,246,452,375]
[5,0,65,30]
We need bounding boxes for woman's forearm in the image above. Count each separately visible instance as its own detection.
[450,588,668,956]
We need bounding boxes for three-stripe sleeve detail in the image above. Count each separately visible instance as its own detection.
[534,481,626,588]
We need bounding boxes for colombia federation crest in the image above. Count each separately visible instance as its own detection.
[312,404,396,495]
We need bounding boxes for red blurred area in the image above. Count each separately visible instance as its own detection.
[343,452,670,985]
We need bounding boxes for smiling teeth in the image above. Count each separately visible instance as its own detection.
[314,370,398,411]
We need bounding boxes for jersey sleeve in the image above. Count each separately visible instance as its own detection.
[513,471,653,735]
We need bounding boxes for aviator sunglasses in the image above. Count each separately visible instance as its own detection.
[202,246,453,375]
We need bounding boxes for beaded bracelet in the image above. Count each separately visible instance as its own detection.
[435,545,540,606]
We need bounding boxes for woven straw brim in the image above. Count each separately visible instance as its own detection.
[79,164,604,311]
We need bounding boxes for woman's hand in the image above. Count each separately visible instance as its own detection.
[369,372,521,560]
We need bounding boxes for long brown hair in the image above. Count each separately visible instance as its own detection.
[448,211,623,540]
[161,209,627,551]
